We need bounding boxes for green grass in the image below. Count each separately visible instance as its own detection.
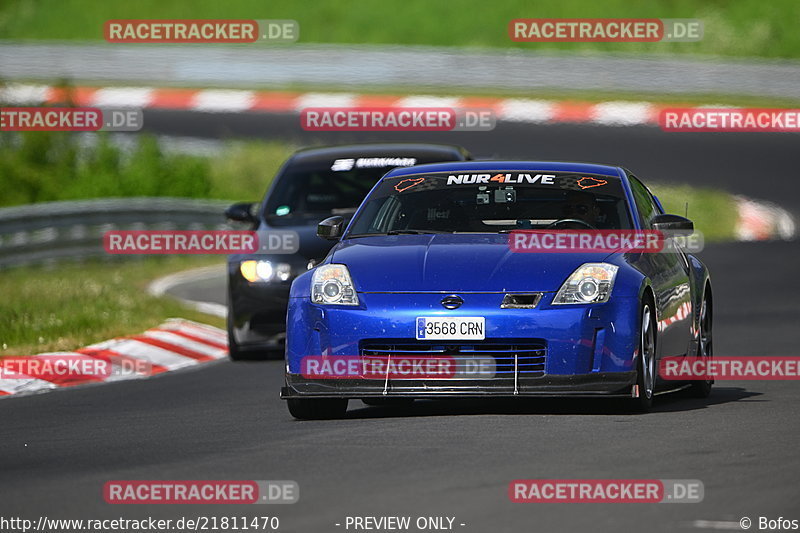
[0,130,295,207]
[208,141,293,201]
[1,0,799,58]
[651,183,738,241]
[0,256,225,355]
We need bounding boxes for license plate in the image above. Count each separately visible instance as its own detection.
[416,317,485,340]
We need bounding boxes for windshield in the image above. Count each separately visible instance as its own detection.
[346,171,633,235]
[263,157,421,220]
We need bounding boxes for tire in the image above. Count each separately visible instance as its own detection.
[629,300,656,413]
[287,398,348,420]
[227,309,282,361]
[689,292,713,398]
[226,295,245,361]
[227,325,246,361]
[362,398,415,407]
[228,337,283,361]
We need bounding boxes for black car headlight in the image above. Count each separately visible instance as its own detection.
[240,260,291,283]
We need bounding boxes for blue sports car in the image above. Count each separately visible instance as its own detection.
[282,161,713,418]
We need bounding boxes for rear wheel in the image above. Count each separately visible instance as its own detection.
[689,293,713,398]
[629,301,656,412]
[287,398,348,420]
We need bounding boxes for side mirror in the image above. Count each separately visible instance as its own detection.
[225,202,256,223]
[652,213,694,234]
[317,216,345,240]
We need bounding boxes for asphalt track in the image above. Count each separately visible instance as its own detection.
[1,113,798,532]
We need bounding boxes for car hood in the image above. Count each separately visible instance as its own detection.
[332,234,612,292]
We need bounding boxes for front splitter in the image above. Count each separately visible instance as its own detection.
[281,372,638,399]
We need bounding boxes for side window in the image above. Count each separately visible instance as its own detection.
[628,175,660,229]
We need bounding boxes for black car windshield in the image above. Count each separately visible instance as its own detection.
[263,157,420,220]
[346,171,633,235]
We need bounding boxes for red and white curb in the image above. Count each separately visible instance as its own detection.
[657,301,693,333]
[2,83,670,126]
[735,196,796,241]
[5,83,800,131]
[0,319,227,398]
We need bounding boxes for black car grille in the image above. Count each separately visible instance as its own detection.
[360,341,547,377]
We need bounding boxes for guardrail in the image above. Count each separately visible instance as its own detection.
[0,198,233,269]
[2,42,800,98]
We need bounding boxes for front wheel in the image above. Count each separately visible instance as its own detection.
[227,328,246,361]
[287,398,348,420]
[629,301,656,413]
[226,296,245,361]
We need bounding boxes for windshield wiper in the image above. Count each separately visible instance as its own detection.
[386,229,449,235]
[346,230,451,238]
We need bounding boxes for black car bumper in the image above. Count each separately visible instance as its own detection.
[281,371,638,399]
[228,279,292,349]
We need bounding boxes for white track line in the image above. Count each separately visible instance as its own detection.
[395,95,461,108]
[92,87,155,108]
[294,92,356,110]
[498,99,555,123]
[0,377,58,395]
[591,101,654,126]
[162,318,229,341]
[192,89,255,112]
[0,83,49,104]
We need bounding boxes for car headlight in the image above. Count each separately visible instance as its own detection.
[311,264,359,306]
[553,263,619,305]
[240,260,292,283]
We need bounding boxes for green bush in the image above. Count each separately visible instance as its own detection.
[0,131,216,205]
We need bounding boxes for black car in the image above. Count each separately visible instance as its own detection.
[225,143,473,359]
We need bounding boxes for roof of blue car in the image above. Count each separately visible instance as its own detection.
[383,161,624,178]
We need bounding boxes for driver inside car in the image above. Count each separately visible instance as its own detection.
[558,190,603,228]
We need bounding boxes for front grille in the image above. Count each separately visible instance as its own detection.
[360,341,547,377]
